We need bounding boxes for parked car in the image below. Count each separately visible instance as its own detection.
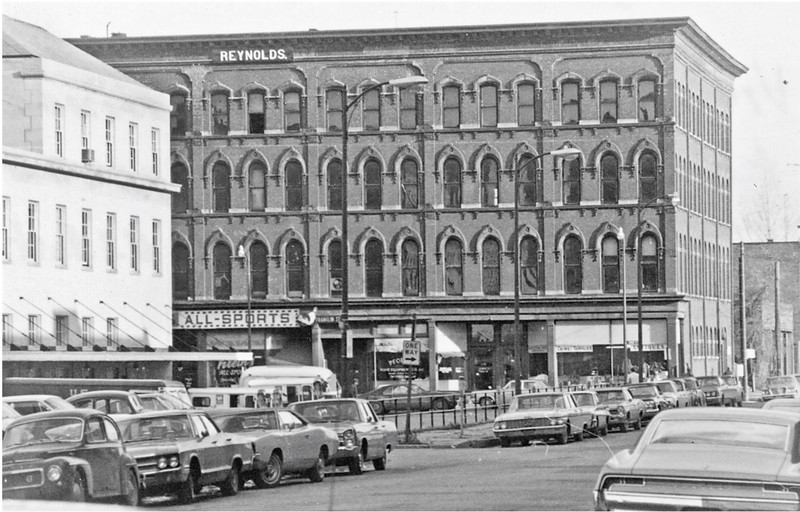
[672,376,706,406]
[762,398,800,412]
[652,380,687,408]
[289,398,397,475]
[3,395,75,416]
[722,375,744,406]
[471,378,549,408]
[2,402,22,435]
[66,390,145,415]
[2,409,139,505]
[357,383,457,414]
[762,375,800,401]
[492,391,594,447]
[593,408,800,510]
[207,407,339,487]
[136,392,193,411]
[625,383,669,420]
[696,375,742,406]
[568,390,610,437]
[594,387,645,432]
[114,409,257,503]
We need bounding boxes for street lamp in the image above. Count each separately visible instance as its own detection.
[237,244,252,355]
[635,193,679,382]
[340,75,428,396]
[513,147,581,395]
[617,227,628,384]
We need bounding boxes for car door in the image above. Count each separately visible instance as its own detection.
[277,410,313,469]
[189,413,226,484]
[82,415,122,496]
[359,402,389,460]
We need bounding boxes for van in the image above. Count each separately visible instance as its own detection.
[239,365,340,398]
[189,379,319,409]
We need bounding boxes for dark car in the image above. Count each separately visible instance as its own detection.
[625,383,670,420]
[357,384,458,414]
[2,409,139,505]
[115,409,257,503]
[289,398,397,475]
[594,387,646,432]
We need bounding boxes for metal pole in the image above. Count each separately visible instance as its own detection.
[739,241,748,400]
[246,250,252,355]
[513,157,522,396]
[404,314,417,444]
[340,88,351,395]
[637,205,644,383]
[621,231,628,384]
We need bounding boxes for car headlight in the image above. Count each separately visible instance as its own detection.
[549,417,566,425]
[169,455,180,468]
[157,457,168,469]
[46,465,62,482]
[496,421,507,430]
[342,428,356,448]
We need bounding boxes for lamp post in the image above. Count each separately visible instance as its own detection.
[617,227,628,384]
[339,75,428,396]
[237,244,252,355]
[513,147,581,394]
[635,193,679,382]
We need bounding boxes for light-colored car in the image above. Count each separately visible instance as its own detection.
[652,380,688,408]
[289,398,397,475]
[672,376,706,406]
[697,375,743,406]
[625,383,670,420]
[2,402,22,434]
[471,378,549,408]
[3,395,75,416]
[207,407,339,487]
[115,409,257,503]
[493,391,594,447]
[66,390,145,415]
[594,387,645,432]
[762,375,800,401]
[568,390,610,437]
[761,398,800,412]
[594,408,800,510]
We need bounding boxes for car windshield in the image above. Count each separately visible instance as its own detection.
[682,380,697,390]
[656,383,674,393]
[513,395,565,410]
[217,411,278,432]
[767,376,798,387]
[4,417,83,447]
[696,377,722,386]
[628,386,657,398]
[119,415,194,441]
[649,419,788,451]
[572,394,594,406]
[597,390,626,402]
[292,401,361,423]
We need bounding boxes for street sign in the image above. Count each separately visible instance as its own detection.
[402,340,421,366]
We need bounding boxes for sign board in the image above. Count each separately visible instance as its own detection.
[177,309,299,329]
[213,48,293,64]
[402,340,421,366]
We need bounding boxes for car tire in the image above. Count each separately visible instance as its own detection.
[500,437,511,447]
[69,473,87,502]
[478,397,495,407]
[599,423,608,437]
[619,419,629,433]
[120,469,140,506]
[178,471,198,503]
[219,464,240,497]
[305,450,326,483]
[373,452,387,471]
[557,429,569,445]
[634,416,642,431]
[431,398,447,410]
[573,427,583,442]
[348,448,364,475]
[254,452,283,489]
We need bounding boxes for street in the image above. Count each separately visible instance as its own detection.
[144,430,640,511]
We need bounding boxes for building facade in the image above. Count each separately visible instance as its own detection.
[70,17,746,392]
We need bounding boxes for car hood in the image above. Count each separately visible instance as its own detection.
[495,410,562,421]
[630,445,789,481]
[3,443,82,464]
[305,421,357,433]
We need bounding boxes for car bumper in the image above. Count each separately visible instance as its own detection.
[138,466,188,493]
[493,425,567,440]
[595,485,800,511]
[705,396,722,406]
[329,444,359,465]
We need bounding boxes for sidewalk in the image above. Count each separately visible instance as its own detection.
[396,422,499,449]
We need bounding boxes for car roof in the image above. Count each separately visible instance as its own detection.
[595,387,628,392]
[205,407,281,417]
[6,408,105,422]
[112,409,203,423]
[3,394,65,402]
[654,407,800,425]
[67,390,136,399]
[291,398,366,406]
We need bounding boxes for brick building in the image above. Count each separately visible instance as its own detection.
[69,17,746,392]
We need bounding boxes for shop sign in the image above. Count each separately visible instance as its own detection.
[177,309,299,329]
[556,345,595,353]
[214,48,293,63]
[216,360,252,387]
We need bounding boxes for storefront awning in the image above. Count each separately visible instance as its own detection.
[2,351,254,363]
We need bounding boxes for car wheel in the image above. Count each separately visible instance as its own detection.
[178,471,198,503]
[478,397,495,407]
[557,429,569,445]
[619,418,629,433]
[431,398,447,410]
[499,437,511,448]
[599,423,608,437]
[573,426,583,442]
[634,416,642,431]
[305,449,326,483]
[373,452,387,471]
[254,452,283,489]
[219,464,240,497]
[348,448,364,475]
[69,473,87,502]
[120,469,140,506]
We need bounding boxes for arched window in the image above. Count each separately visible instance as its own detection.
[212,162,230,212]
[249,242,268,299]
[599,79,618,123]
[326,88,344,131]
[601,154,619,204]
[563,157,581,205]
[518,154,537,206]
[170,93,188,136]
[172,242,190,300]
[517,83,535,126]
[561,80,580,125]
[442,85,461,128]
[362,88,380,130]
[213,243,231,300]
[639,151,658,203]
[328,240,342,297]
[443,157,462,207]
[401,158,419,208]
[564,235,583,294]
[249,161,266,211]
[285,160,303,211]
[638,79,656,121]
[641,234,658,291]
[520,236,539,295]
[481,156,499,207]
[247,90,265,134]
[365,239,383,297]
[401,239,420,297]
[480,84,498,127]
[444,238,463,296]
[284,89,303,132]
[211,92,229,136]
[602,235,620,293]
[171,163,190,213]
[482,238,500,295]
[364,158,382,210]
[285,240,305,298]
[327,159,343,211]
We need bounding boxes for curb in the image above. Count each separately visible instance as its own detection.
[397,437,500,449]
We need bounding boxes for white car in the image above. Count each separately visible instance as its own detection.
[471,378,548,407]
[3,394,75,416]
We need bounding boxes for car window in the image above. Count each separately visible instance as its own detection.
[628,387,656,398]
[7,401,45,415]
[191,415,208,436]
[516,395,555,410]
[363,402,378,422]
[4,417,84,447]
[85,417,106,443]
[43,397,74,410]
[229,411,278,431]
[278,410,303,430]
[200,415,220,435]
[103,418,120,442]
[597,391,625,402]
[391,385,408,397]
[192,396,211,408]
[572,394,594,406]
[650,419,788,451]
[697,377,721,386]
[656,383,674,393]
[108,399,133,415]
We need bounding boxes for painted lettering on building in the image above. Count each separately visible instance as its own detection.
[215,48,293,63]
[177,309,300,329]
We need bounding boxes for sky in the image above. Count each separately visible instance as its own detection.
[4,0,800,243]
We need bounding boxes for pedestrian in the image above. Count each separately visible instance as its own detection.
[271,386,283,408]
[256,389,268,408]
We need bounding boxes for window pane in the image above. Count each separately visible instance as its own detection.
[402,240,420,296]
[443,157,462,207]
[601,154,618,204]
[213,243,231,300]
[399,87,417,130]
[482,238,500,295]
[602,236,619,293]
[481,85,497,127]
[365,239,383,297]
[250,242,268,298]
[445,238,462,296]
[600,80,617,123]
[564,236,582,294]
[443,86,460,128]
[518,84,535,126]
[518,154,537,206]
[363,89,380,130]
[327,159,343,211]
[286,241,304,297]
[563,158,581,204]
[170,94,187,136]
[639,80,656,121]
[284,91,302,132]
[364,159,382,210]
[248,92,265,133]
[285,160,303,211]
[640,152,658,203]
[327,89,343,131]
[328,240,342,297]
[401,159,419,208]
[211,93,229,135]
[173,243,190,300]
[481,157,499,207]
[520,237,539,294]
[249,162,266,211]
[213,163,230,212]
[171,164,189,213]
[562,82,580,125]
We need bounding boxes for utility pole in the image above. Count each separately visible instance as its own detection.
[739,242,748,399]
[775,261,782,375]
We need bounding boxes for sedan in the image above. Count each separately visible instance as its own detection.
[289,398,397,475]
[493,391,594,446]
[626,383,670,420]
[3,395,75,416]
[594,408,800,510]
[66,390,145,415]
[569,390,610,437]
[357,384,457,414]
[594,387,645,432]
[207,408,339,487]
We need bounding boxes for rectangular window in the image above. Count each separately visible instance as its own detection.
[247,91,265,134]
[170,94,188,136]
[130,216,139,272]
[284,90,302,132]
[151,128,159,175]
[152,219,161,274]
[81,317,93,348]
[80,110,91,150]
[105,117,114,167]
[28,314,40,348]
[211,92,229,135]
[55,315,68,348]
[399,87,418,130]
[2,196,9,261]
[27,201,38,263]
[480,84,498,128]
[442,86,461,128]
[55,205,66,266]
[561,82,580,125]
[2,314,12,346]
[362,88,380,130]
[81,209,91,267]
[128,123,138,172]
[55,104,64,157]
[599,80,617,123]
[517,83,535,126]
[326,89,344,131]
[106,317,118,348]
[639,80,656,122]
[106,213,116,270]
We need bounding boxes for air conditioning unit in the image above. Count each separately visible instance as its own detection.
[330,277,343,292]
[81,149,95,163]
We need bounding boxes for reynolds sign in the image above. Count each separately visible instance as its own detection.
[214,48,293,64]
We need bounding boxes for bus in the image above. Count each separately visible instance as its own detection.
[2,377,191,405]
[239,365,340,398]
